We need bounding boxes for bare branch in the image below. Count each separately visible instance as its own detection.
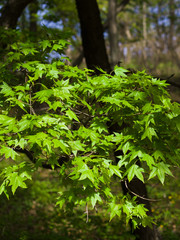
[0,0,35,29]
[116,0,130,14]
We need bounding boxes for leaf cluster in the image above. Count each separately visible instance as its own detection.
[0,33,179,227]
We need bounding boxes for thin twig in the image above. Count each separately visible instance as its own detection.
[24,69,36,115]
[0,155,5,162]
[85,203,89,223]
[73,108,94,118]
[29,83,36,115]
[84,151,96,157]
[125,180,161,202]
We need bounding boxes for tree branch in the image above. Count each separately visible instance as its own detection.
[14,148,69,169]
[72,51,84,67]
[0,0,35,29]
[116,0,130,14]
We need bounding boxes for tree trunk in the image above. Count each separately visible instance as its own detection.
[108,0,120,68]
[0,0,34,29]
[75,0,111,73]
[168,0,175,51]
[142,1,147,63]
[29,0,38,34]
[168,0,180,68]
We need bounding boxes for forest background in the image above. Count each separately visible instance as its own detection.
[0,0,180,240]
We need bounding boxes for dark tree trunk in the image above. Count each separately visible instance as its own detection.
[75,0,111,73]
[0,0,34,29]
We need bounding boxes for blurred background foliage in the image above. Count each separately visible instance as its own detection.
[1,0,179,78]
